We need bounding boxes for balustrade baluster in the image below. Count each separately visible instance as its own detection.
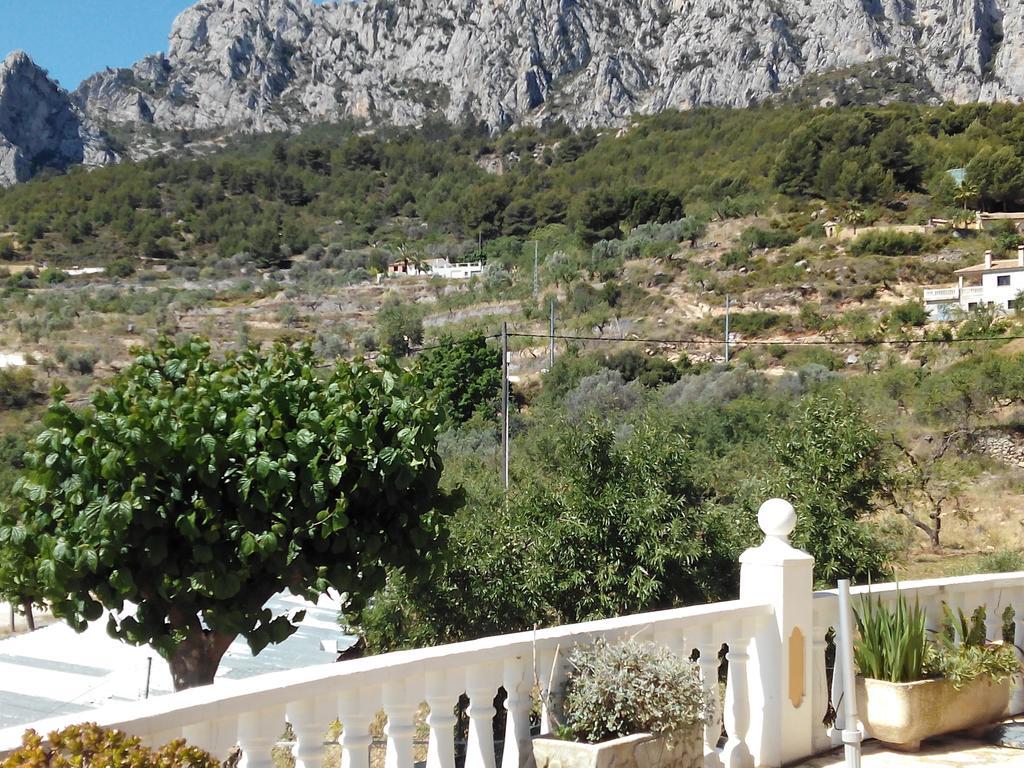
[984,590,1004,642]
[502,656,533,768]
[465,664,499,768]
[1012,598,1024,715]
[384,679,420,768]
[425,670,459,768]
[289,696,333,768]
[238,705,285,768]
[828,629,845,749]
[721,624,753,768]
[338,688,375,768]
[534,645,565,735]
[697,634,723,768]
[811,624,831,754]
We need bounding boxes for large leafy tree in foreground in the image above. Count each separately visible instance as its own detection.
[0,339,458,689]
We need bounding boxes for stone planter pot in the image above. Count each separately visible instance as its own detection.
[532,726,703,768]
[857,676,1011,751]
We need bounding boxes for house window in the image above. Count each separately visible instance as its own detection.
[998,275,1011,286]
[968,302,979,311]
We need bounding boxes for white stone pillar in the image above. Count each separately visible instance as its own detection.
[738,498,815,767]
[722,624,753,768]
[465,664,499,768]
[984,590,1004,642]
[384,679,419,768]
[288,696,334,768]
[425,670,459,768]
[1011,601,1024,715]
[810,616,832,754]
[338,688,374,768]
[238,705,285,768]
[697,634,724,768]
[502,656,534,768]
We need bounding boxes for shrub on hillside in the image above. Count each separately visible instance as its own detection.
[740,226,798,250]
[661,366,764,407]
[565,370,643,420]
[0,367,40,410]
[848,230,925,256]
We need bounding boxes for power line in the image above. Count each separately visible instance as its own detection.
[503,331,1024,348]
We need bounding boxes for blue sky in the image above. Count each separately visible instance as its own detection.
[0,1,330,91]
[0,1,194,89]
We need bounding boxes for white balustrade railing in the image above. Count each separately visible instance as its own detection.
[0,600,772,768]
[2,502,1023,768]
[922,286,960,301]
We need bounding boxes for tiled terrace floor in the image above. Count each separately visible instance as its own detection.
[797,718,1024,767]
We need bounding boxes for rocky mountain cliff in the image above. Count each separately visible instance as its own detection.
[73,0,1024,137]
[0,52,115,187]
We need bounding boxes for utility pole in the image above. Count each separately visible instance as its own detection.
[724,294,731,363]
[532,241,539,299]
[502,322,510,491]
[548,299,556,369]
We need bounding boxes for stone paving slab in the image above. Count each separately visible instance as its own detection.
[796,719,1024,768]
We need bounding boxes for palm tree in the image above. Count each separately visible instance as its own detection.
[953,181,979,212]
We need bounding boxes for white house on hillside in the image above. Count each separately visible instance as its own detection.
[923,247,1024,320]
[387,257,483,279]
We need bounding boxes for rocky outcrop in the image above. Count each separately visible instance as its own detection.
[71,0,1024,138]
[0,51,116,187]
[975,429,1024,469]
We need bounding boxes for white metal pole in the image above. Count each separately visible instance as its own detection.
[502,322,509,491]
[533,241,539,299]
[837,579,862,768]
[724,294,731,363]
[548,300,555,369]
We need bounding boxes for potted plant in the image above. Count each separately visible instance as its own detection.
[854,592,1020,751]
[533,638,709,768]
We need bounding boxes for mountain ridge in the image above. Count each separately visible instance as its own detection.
[71,0,1024,137]
[0,51,115,187]
[3,0,1024,185]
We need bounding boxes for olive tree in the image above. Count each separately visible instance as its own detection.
[0,338,458,689]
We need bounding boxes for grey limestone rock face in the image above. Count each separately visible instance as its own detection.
[0,51,116,187]
[72,0,1024,139]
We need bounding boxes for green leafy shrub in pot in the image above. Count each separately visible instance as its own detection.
[558,639,709,743]
[1,722,221,767]
[853,591,928,683]
[853,593,1020,689]
[925,604,1021,689]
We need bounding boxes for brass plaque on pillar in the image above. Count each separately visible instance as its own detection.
[789,626,805,708]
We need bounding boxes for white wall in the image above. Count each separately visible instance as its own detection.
[981,267,1024,309]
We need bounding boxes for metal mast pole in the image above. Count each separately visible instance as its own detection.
[548,299,555,369]
[837,580,863,768]
[533,241,539,299]
[724,294,731,363]
[502,322,510,491]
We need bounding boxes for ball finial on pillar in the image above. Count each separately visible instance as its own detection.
[758,498,796,542]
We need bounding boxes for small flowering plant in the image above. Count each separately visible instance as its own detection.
[557,638,711,744]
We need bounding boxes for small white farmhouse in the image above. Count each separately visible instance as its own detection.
[387,257,484,279]
[923,247,1024,321]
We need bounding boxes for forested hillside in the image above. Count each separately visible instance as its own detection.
[4,103,1024,269]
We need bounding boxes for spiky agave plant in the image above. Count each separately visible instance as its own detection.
[853,591,928,683]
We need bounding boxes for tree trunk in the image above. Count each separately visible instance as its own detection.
[168,630,236,691]
[8,604,13,634]
[23,601,34,632]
